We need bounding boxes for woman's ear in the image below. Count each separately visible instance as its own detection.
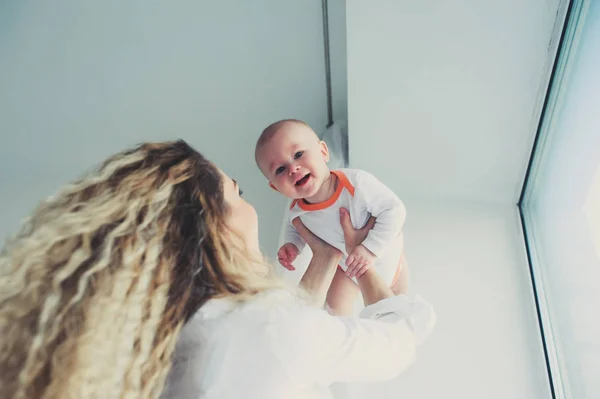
[269,182,279,192]
[319,141,331,163]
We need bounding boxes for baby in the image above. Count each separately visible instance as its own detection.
[255,119,409,315]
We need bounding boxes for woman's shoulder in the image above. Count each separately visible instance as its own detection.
[188,289,320,325]
[221,289,334,340]
[180,288,338,355]
[243,289,326,327]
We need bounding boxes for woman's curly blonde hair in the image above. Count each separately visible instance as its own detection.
[0,140,278,399]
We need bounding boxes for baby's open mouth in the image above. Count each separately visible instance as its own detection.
[295,174,311,187]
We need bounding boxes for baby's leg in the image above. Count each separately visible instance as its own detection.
[391,253,410,295]
[326,267,360,316]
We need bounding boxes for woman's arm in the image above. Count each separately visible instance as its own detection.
[338,207,396,306]
[294,207,397,308]
[273,291,435,386]
[293,217,343,307]
[277,209,435,385]
[293,208,379,307]
[297,251,341,308]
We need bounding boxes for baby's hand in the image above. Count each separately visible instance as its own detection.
[345,244,376,278]
[278,243,299,271]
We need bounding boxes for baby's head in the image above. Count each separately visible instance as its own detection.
[255,119,330,199]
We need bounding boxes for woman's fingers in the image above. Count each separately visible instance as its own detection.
[292,217,313,244]
[340,208,377,255]
[362,216,376,232]
[340,208,358,253]
[339,208,354,236]
[292,217,338,258]
[345,253,355,268]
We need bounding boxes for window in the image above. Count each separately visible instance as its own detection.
[521,1,600,398]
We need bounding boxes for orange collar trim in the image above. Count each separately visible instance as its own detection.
[290,170,355,211]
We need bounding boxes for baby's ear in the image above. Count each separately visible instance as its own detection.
[269,182,279,192]
[319,140,330,162]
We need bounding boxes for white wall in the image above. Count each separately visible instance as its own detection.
[345,0,566,204]
[523,3,600,397]
[277,198,551,398]
[0,0,330,258]
[333,201,551,399]
[342,1,561,397]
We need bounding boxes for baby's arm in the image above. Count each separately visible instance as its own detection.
[278,220,308,270]
[354,171,406,258]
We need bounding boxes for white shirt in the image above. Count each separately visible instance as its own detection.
[284,169,406,276]
[161,290,435,399]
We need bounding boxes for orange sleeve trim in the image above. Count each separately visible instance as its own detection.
[297,170,355,211]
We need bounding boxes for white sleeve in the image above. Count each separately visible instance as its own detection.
[283,219,307,253]
[277,295,435,386]
[354,171,406,257]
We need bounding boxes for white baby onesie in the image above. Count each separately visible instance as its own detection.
[284,169,406,285]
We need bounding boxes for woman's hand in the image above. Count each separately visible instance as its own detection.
[339,208,375,253]
[293,208,376,278]
[292,217,342,259]
[339,208,376,278]
[294,209,377,306]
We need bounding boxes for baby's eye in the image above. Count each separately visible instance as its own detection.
[294,151,304,159]
[275,166,285,175]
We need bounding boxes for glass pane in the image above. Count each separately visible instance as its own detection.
[522,3,600,398]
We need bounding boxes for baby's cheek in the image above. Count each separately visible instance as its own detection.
[280,186,297,198]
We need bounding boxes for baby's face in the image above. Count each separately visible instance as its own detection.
[257,124,330,199]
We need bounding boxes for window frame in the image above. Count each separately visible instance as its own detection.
[518,1,592,398]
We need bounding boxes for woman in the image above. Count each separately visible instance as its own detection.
[0,140,434,399]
